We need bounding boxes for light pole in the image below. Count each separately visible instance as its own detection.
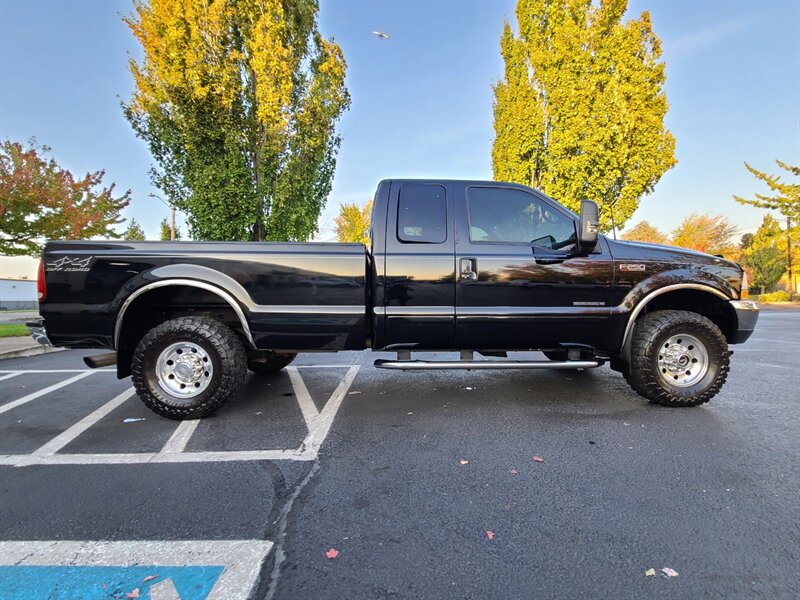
[148,193,176,241]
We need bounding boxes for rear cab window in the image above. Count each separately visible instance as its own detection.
[397,183,447,244]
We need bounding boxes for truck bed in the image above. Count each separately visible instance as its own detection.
[41,240,368,351]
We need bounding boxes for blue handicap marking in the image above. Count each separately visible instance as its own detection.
[0,565,225,600]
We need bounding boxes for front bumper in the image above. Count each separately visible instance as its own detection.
[729,300,759,344]
[26,319,52,347]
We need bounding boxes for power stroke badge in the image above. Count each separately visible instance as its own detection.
[46,256,92,272]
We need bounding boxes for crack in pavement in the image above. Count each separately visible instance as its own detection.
[262,458,321,600]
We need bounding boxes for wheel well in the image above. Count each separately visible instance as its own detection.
[116,285,249,378]
[640,289,736,342]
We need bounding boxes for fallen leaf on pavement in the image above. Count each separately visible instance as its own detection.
[126,589,140,599]
[485,531,494,540]
[459,459,469,465]
[326,548,339,559]
[645,568,655,577]
[532,456,544,463]
[509,469,518,475]
[661,567,679,577]
[142,575,158,583]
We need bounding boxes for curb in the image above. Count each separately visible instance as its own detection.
[0,344,67,361]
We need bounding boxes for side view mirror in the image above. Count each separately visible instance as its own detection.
[578,200,599,252]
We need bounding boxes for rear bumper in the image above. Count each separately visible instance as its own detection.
[729,300,759,344]
[26,319,52,347]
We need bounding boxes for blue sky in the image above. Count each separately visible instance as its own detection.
[1,0,798,246]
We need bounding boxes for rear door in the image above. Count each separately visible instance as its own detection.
[454,183,615,350]
[380,181,456,349]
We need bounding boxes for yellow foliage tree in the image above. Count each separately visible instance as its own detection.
[334,200,372,245]
[493,0,676,231]
[123,0,349,242]
[671,213,737,256]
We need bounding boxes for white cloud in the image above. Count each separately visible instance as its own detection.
[665,17,750,61]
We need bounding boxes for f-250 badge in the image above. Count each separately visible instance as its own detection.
[46,256,92,272]
[619,263,646,272]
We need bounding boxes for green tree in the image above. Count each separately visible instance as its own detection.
[622,221,668,245]
[159,217,182,241]
[670,213,737,256]
[123,0,350,242]
[123,218,146,241]
[739,233,754,250]
[334,200,372,244]
[734,160,800,222]
[492,0,676,231]
[743,215,786,293]
[0,140,130,256]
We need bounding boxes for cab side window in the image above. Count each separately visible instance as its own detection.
[467,187,576,251]
[397,184,447,243]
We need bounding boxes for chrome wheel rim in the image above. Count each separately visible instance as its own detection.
[155,341,213,398]
[657,333,709,388]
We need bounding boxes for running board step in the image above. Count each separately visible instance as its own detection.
[374,359,603,371]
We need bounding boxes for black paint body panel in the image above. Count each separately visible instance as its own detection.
[40,179,748,361]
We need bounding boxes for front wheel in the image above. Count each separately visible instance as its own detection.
[131,317,246,420]
[626,310,730,407]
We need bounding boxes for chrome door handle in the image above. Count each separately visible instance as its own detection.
[460,258,478,281]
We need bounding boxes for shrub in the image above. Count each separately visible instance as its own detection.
[758,291,791,302]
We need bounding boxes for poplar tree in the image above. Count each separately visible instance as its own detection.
[334,200,372,244]
[123,0,350,242]
[492,0,676,231]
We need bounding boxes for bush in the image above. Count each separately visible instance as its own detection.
[758,291,791,302]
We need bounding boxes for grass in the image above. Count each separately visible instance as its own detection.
[0,324,30,338]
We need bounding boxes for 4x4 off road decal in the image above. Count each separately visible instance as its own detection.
[46,256,92,272]
[619,263,646,272]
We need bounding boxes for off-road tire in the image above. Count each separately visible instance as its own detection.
[247,352,297,374]
[131,317,246,420]
[627,310,729,407]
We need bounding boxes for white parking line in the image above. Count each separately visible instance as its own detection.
[0,369,116,373]
[301,365,360,455]
[0,539,273,600]
[0,372,22,382]
[286,367,319,430]
[1,364,360,466]
[0,371,95,415]
[31,388,137,456]
[160,419,202,453]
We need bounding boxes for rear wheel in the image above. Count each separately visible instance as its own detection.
[131,316,246,420]
[247,352,296,374]
[626,310,729,407]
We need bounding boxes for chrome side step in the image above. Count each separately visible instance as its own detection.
[374,359,603,371]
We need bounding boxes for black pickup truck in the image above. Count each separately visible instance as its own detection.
[33,179,759,419]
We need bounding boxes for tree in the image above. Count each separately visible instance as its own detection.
[492,0,676,232]
[159,217,182,241]
[334,200,372,244]
[734,160,799,296]
[739,233,754,250]
[123,0,350,243]
[670,213,737,256]
[734,160,800,222]
[123,218,146,241]
[742,215,786,293]
[622,221,668,245]
[0,140,130,256]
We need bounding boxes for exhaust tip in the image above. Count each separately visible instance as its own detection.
[83,352,117,369]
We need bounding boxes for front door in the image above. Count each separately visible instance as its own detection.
[454,183,615,350]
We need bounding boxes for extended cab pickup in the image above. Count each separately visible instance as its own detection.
[33,179,759,418]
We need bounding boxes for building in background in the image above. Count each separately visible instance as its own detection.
[0,278,37,310]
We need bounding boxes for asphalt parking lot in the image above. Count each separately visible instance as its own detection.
[1,307,798,599]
